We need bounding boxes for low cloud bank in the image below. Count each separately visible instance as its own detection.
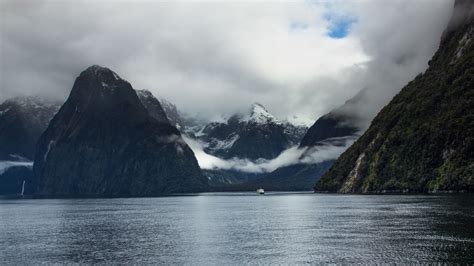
[0,161,33,175]
[183,136,356,173]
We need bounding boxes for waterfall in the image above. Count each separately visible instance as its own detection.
[21,180,25,196]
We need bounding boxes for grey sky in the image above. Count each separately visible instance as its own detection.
[0,0,453,126]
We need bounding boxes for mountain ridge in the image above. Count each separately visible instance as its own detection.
[315,1,474,193]
[33,65,208,196]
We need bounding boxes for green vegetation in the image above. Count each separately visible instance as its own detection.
[316,20,474,193]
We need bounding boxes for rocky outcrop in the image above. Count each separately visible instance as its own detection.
[33,65,208,196]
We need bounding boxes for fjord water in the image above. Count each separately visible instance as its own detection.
[1,193,473,264]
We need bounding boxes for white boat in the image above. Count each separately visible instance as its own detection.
[257,188,265,195]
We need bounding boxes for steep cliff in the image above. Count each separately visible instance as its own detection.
[136,89,170,124]
[33,65,208,196]
[316,1,474,193]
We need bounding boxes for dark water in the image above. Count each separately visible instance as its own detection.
[0,193,473,264]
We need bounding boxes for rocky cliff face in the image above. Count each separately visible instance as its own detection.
[158,98,209,138]
[316,1,474,193]
[33,65,208,196]
[0,96,60,160]
[158,97,186,131]
[136,90,169,124]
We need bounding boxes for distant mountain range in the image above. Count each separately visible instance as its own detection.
[138,92,317,190]
[156,96,361,191]
[249,98,361,191]
[152,98,308,160]
[0,79,362,194]
[198,103,306,160]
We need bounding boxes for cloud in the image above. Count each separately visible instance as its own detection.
[322,0,454,128]
[183,135,356,173]
[0,161,33,175]
[0,0,454,127]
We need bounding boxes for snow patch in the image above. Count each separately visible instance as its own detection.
[208,134,239,152]
[284,115,314,127]
[192,126,206,137]
[242,103,277,124]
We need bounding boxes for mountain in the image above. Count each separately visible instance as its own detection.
[316,0,474,193]
[299,97,361,148]
[33,65,208,196]
[159,97,183,130]
[246,90,363,191]
[155,100,308,189]
[136,90,169,124]
[158,97,209,138]
[0,96,61,160]
[200,103,307,160]
[136,90,209,138]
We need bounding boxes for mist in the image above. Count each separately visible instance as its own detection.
[183,136,356,173]
[0,161,33,175]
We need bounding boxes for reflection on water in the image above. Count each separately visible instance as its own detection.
[0,193,473,264]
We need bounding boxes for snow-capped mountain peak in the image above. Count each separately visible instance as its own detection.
[243,103,277,124]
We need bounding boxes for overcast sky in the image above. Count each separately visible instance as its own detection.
[0,0,453,125]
